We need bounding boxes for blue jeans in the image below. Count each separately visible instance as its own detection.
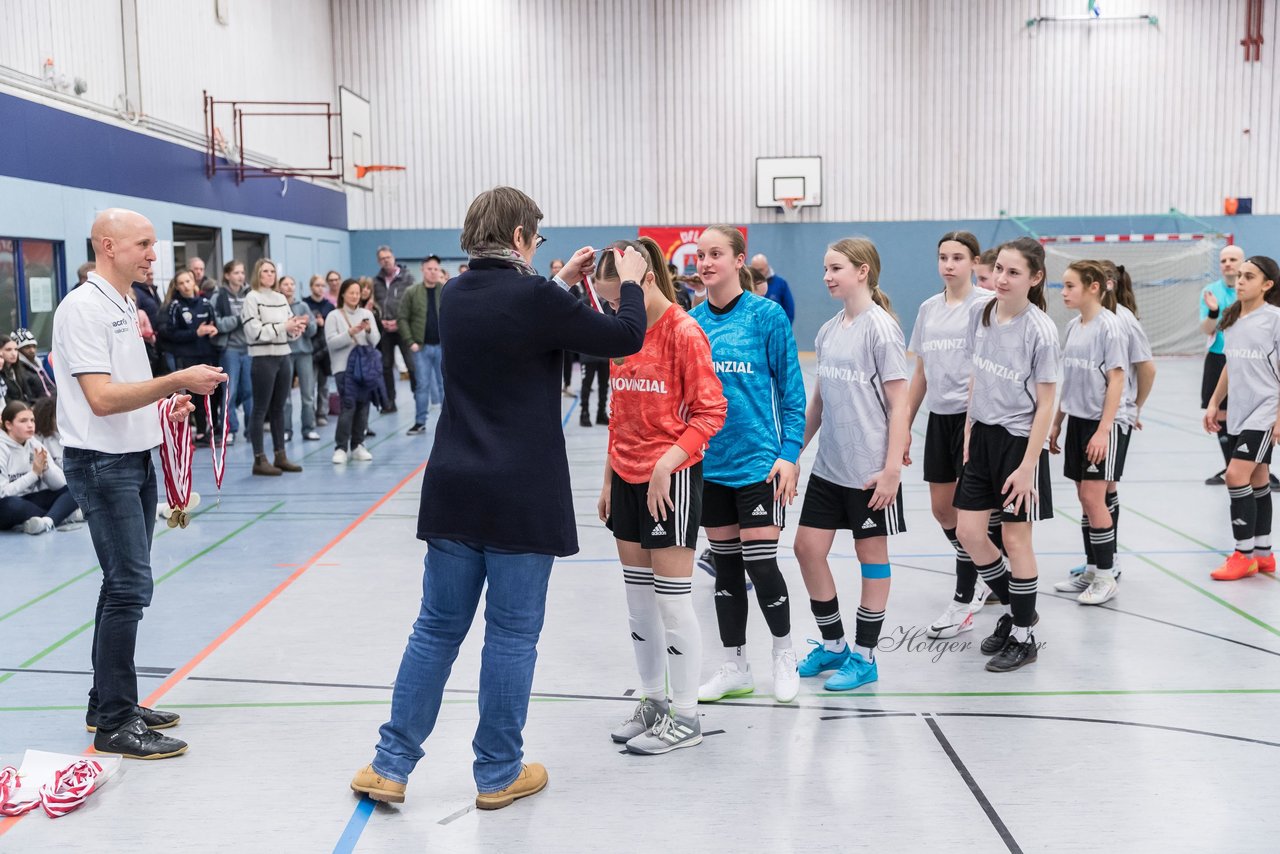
[62,448,158,731]
[284,351,317,432]
[0,487,79,528]
[372,539,554,792]
[220,348,254,434]
[412,344,444,425]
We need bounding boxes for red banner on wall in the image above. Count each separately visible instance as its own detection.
[638,226,749,277]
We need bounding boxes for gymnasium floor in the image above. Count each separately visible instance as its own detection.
[1,356,1277,853]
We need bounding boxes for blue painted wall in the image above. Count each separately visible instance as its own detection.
[352,214,1280,350]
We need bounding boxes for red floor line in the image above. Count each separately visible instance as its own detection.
[0,461,427,840]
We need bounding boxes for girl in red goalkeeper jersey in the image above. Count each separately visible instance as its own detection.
[594,237,727,756]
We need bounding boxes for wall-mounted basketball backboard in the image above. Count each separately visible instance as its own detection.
[339,86,372,190]
[755,156,822,209]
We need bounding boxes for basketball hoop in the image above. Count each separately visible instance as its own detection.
[353,164,406,179]
[780,197,804,222]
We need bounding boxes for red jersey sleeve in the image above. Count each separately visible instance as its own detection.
[674,321,726,459]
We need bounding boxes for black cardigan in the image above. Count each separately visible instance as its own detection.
[417,258,646,556]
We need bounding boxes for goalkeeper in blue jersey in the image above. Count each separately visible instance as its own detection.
[689,225,807,705]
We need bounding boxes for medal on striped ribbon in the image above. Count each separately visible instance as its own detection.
[157,395,194,529]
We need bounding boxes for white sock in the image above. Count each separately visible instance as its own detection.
[655,576,701,720]
[724,644,747,669]
[854,644,875,662]
[623,566,665,699]
[824,638,847,653]
[1094,568,1115,580]
[1011,625,1031,643]
[771,633,793,653]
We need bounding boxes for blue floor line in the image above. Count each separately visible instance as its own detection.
[562,397,579,428]
[333,796,376,854]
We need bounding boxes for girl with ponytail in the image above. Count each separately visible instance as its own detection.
[1204,256,1280,580]
[953,237,1060,673]
[594,237,727,754]
[792,237,910,691]
[690,224,807,704]
[907,231,1005,642]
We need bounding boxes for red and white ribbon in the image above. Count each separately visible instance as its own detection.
[205,385,229,491]
[157,395,193,514]
[582,275,603,313]
[38,759,105,818]
[0,760,105,818]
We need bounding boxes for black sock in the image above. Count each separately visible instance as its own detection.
[1254,485,1273,555]
[1107,490,1120,541]
[1080,513,1097,567]
[810,596,844,641]
[854,606,885,653]
[987,511,1006,556]
[742,538,791,638]
[944,527,977,604]
[1218,432,1233,466]
[975,555,1010,603]
[1090,526,1116,571]
[1007,575,1038,629]
[1229,484,1257,553]
[710,537,748,647]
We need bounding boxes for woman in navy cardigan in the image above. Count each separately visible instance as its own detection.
[352,187,648,810]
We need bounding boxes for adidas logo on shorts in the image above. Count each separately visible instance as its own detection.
[1233,517,1247,526]
[752,504,768,516]
[861,518,877,530]
[1239,444,1251,453]
[1003,503,1017,514]
[651,523,666,536]
[1086,463,1099,473]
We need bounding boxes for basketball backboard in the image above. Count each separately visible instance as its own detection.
[755,156,822,209]
[340,86,373,190]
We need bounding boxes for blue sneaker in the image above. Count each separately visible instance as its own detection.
[823,652,878,691]
[797,639,851,677]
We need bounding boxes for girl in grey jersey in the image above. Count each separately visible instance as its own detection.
[906,232,1002,641]
[1204,256,1280,581]
[1048,262,1127,605]
[953,238,1059,673]
[794,238,910,693]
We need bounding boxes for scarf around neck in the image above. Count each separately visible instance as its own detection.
[469,246,537,277]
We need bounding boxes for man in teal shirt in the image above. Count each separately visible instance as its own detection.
[1199,245,1244,484]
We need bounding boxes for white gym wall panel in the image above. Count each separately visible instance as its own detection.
[333,0,1279,229]
[0,0,127,113]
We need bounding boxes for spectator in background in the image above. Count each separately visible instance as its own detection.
[213,260,253,444]
[327,277,381,463]
[32,395,64,468]
[306,274,338,427]
[373,246,416,412]
[2,337,41,404]
[400,255,446,435]
[157,270,220,441]
[189,257,216,297]
[458,263,469,275]
[241,259,308,476]
[0,400,79,534]
[750,253,796,324]
[578,294,614,428]
[11,328,54,399]
[281,275,319,442]
[1200,244,1245,485]
[74,261,94,289]
[749,266,769,297]
[551,258,578,396]
[132,267,165,375]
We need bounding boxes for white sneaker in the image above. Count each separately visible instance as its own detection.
[332,448,348,464]
[70,508,85,524]
[351,445,373,462]
[1077,572,1118,605]
[772,648,800,703]
[1055,569,1094,593]
[698,662,754,702]
[974,578,993,607]
[927,600,977,639]
[23,516,54,535]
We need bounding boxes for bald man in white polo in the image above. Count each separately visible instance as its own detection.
[54,208,226,760]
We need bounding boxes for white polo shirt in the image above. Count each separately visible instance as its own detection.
[52,272,162,453]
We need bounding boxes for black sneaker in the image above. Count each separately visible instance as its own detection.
[596,414,610,426]
[980,612,1039,655]
[365,428,377,438]
[87,705,181,733]
[1205,469,1226,485]
[93,718,188,759]
[580,417,593,428]
[985,635,1039,672]
[383,404,398,414]
[406,423,427,435]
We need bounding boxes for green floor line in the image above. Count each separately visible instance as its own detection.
[1121,502,1280,585]
[0,697,579,713]
[1055,509,1280,638]
[0,502,284,690]
[0,503,220,626]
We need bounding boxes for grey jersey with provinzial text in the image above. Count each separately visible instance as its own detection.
[967,302,1061,437]
[909,288,994,415]
[813,305,910,489]
[1224,304,1280,435]
[1060,310,1127,420]
[1114,305,1153,428]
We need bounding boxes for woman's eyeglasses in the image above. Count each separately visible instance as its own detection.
[534,234,547,249]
